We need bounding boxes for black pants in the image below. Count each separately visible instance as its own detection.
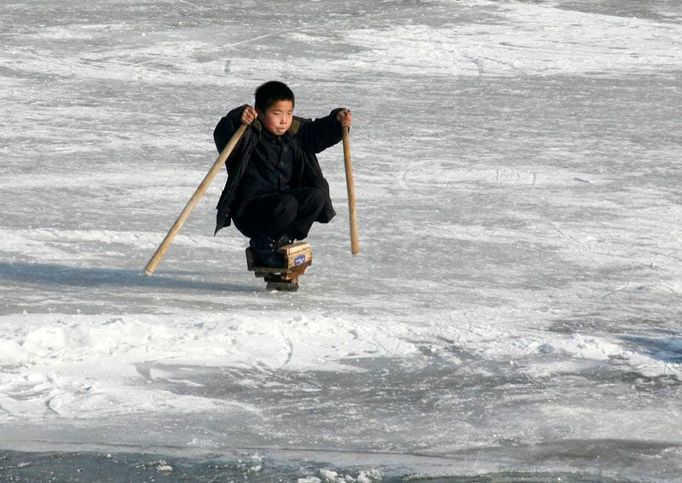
[233,188,325,241]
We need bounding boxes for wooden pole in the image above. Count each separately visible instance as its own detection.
[144,123,248,276]
[342,127,360,255]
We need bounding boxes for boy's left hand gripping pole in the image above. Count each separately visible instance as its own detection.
[144,124,248,276]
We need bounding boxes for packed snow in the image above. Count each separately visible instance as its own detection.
[1,0,681,480]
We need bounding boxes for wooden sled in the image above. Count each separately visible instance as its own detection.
[245,241,313,291]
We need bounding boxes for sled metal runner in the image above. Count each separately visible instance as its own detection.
[245,241,313,291]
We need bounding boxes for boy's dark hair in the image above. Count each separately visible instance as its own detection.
[255,81,295,113]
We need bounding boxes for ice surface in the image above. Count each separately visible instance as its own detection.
[1,0,681,480]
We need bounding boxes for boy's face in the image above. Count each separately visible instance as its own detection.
[259,99,294,136]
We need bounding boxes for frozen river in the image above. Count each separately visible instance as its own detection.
[1,0,681,480]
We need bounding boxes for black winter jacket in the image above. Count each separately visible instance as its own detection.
[213,105,341,234]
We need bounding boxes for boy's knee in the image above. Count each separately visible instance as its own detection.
[303,187,325,206]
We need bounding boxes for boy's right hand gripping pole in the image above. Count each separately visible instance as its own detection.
[343,127,361,255]
[144,123,248,276]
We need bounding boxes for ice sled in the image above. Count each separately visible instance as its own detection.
[245,241,312,291]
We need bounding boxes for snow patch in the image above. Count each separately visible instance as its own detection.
[0,339,30,367]
[0,312,420,421]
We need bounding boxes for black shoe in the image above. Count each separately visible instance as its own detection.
[249,236,285,268]
[276,234,294,248]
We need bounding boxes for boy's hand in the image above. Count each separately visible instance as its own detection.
[241,105,258,125]
[337,109,352,128]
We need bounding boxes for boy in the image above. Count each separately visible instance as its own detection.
[213,81,352,267]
